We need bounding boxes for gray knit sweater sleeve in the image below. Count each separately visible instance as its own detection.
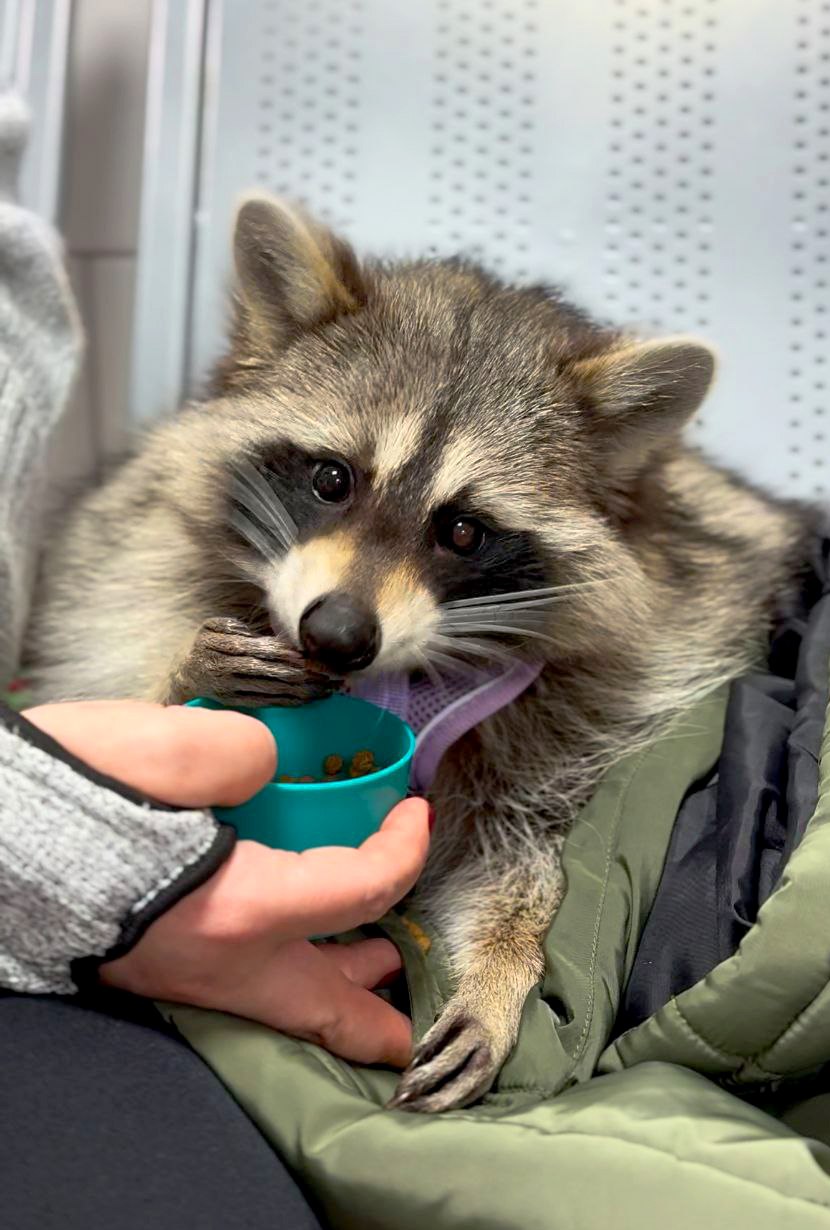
[0,95,81,679]
[0,96,236,994]
[0,705,235,993]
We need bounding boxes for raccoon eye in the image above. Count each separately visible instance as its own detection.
[438,516,486,557]
[312,460,353,504]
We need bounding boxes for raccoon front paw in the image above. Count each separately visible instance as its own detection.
[387,1000,507,1114]
[173,616,338,708]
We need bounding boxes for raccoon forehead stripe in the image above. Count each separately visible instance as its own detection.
[428,432,482,506]
[237,394,362,458]
[372,414,425,488]
[270,412,359,457]
[429,431,544,530]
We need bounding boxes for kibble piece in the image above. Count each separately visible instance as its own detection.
[298,775,316,784]
[323,753,344,776]
[279,775,297,784]
[350,749,376,775]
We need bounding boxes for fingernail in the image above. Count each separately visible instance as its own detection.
[374,967,402,989]
[427,804,436,834]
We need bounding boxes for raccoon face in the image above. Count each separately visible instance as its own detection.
[218,195,716,677]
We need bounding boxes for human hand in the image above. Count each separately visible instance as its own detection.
[23,701,431,1066]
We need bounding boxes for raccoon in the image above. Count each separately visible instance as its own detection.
[25,196,818,1112]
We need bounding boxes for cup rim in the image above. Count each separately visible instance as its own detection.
[187,693,416,792]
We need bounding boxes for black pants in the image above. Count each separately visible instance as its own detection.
[0,991,322,1230]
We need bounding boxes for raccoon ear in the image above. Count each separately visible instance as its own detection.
[232,194,366,346]
[571,335,716,467]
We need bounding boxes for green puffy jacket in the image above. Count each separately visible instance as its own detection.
[164,557,830,1230]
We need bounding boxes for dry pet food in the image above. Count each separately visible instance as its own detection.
[350,749,375,774]
[278,749,378,785]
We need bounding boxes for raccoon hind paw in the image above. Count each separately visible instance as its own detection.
[387,1006,501,1114]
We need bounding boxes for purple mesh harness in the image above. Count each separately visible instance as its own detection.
[351,660,544,792]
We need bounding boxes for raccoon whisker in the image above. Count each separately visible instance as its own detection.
[206,580,261,600]
[230,469,287,538]
[439,621,558,648]
[440,580,610,612]
[204,565,256,585]
[440,606,550,627]
[230,461,298,549]
[424,649,482,677]
[441,591,558,612]
[233,459,297,533]
[443,595,587,616]
[264,499,298,550]
[428,632,518,669]
[424,638,488,674]
[230,489,295,555]
[413,648,447,691]
[228,508,281,561]
[229,493,292,555]
[210,563,267,602]
[423,637,473,666]
[429,632,495,660]
[202,561,263,596]
[451,640,518,669]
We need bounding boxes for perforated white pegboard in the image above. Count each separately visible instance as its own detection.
[133,0,830,501]
[424,0,538,278]
[252,0,363,231]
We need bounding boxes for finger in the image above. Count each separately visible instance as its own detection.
[315,938,404,988]
[257,942,413,1067]
[23,700,277,807]
[265,797,431,938]
[320,973,412,1067]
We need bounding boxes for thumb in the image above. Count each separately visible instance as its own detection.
[271,797,432,939]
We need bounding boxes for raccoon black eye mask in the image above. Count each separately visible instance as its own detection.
[226,451,565,790]
[227,456,597,796]
[228,448,553,670]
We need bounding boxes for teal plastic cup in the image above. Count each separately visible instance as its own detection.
[186,694,415,852]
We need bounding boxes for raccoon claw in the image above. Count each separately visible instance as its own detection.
[387,1008,501,1114]
[174,617,339,707]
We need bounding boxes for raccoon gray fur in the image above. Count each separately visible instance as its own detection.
[24,196,819,1112]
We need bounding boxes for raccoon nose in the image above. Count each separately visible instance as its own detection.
[299,592,380,673]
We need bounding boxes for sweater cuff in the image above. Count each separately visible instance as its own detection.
[0,705,236,994]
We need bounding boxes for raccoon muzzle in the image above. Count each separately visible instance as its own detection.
[299,591,380,673]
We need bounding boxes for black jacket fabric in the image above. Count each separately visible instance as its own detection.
[618,536,830,1034]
